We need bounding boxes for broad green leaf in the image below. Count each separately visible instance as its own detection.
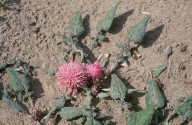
[127,16,150,44]
[96,92,110,99]
[66,11,84,37]
[127,106,155,125]
[23,91,34,99]
[96,34,106,41]
[0,63,7,70]
[59,107,84,120]
[2,95,27,114]
[145,79,165,109]
[176,97,192,119]
[6,68,30,92]
[45,96,66,123]
[84,118,103,125]
[110,74,127,100]
[124,48,131,57]
[96,1,121,32]
[152,64,167,78]
[95,113,106,120]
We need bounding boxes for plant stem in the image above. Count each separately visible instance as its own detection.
[104,40,131,80]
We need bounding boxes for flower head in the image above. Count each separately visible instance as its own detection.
[56,62,87,95]
[86,61,102,79]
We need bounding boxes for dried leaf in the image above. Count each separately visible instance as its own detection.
[127,16,150,44]
[152,64,167,78]
[161,45,172,58]
[127,106,155,125]
[96,1,121,32]
[2,95,27,114]
[6,68,30,92]
[145,79,165,109]
[66,11,84,37]
[110,74,127,100]
[96,92,110,99]
[59,107,84,120]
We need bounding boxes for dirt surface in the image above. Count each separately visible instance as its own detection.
[0,0,192,125]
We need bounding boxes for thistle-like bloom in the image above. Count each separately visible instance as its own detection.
[86,61,102,79]
[56,62,87,95]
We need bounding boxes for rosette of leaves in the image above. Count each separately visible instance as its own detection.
[127,15,150,44]
[91,1,121,49]
[145,79,165,109]
[127,106,155,125]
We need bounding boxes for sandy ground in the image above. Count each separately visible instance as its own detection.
[0,0,192,125]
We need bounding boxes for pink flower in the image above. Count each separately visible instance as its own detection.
[55,62,87,95]
[86,62,102,79]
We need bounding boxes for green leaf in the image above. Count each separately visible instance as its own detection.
[176,97,192,119]
[152,64,167,78]
[0,63,7,70]
[59,107,84,120]
[115,42,124,48]
[110,74,127,100]
[84,118,103,125]
[124,48,131,57]
[96,34,106,41]
[96,92,110,99]
[23,91,34,99]
[145,79,165,109]
[127,106,155,125]
[95,113,106,120]
[6,68,30,92]
[66,11,84,37]
[2,95,27,114]
[100,58,108,68]
[45,96,66,123]
[127,16,150,44]
[96,1,121,32]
